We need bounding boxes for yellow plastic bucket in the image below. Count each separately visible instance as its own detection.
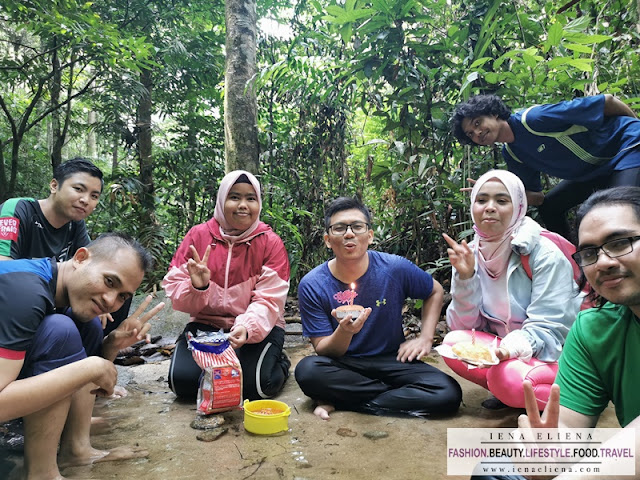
[243,399,291,435]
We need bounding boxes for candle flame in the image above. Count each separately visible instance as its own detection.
[350,282,355,290]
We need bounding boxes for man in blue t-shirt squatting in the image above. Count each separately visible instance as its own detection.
[0,158,132,334]
[0,233,165,479]
[452,94,640,239]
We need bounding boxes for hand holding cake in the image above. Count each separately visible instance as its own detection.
[333,283,365,320]
[331,306,372,334]
[332,283,371,329]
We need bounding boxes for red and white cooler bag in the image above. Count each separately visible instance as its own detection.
[187,330,243,414]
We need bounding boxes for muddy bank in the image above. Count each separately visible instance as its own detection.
[0,294,619,480]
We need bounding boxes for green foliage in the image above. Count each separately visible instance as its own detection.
[260,183,314,287]
[1,0,639,294]
[86,168,170,292]
[304,0,639,281]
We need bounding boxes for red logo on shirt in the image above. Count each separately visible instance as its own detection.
[0,217,19,241]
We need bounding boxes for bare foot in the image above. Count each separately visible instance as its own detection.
[59,445,149,468]
[313,404,335,420]
[89,416,114,436]
[111,385,128,399]
[91,416,108,426]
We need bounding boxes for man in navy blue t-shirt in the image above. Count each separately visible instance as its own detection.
[294,197,461,420]
[0,233,164,478]
[452,94,640,239]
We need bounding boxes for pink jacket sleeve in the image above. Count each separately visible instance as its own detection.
[162,264,214,315]
[161,227,215,315]
[234,236,290,343]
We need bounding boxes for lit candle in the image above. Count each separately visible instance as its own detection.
[471,328,476,346]
[332,284,358,307]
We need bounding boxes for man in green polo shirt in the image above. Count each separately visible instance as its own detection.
[508,186,640,480]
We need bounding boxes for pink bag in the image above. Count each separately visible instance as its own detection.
[188,330,243,414]
[520,229,595,310]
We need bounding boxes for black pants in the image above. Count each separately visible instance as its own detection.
[294,354,462,417]
[538,165,640,240]
[168,322,290,401]
[19,314,103,378]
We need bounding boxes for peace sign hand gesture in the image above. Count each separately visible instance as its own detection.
[443,233,475,280]
[103,294,166,361]
[187,245,212,289]
[517,381,560,480]
[518,381,560,430]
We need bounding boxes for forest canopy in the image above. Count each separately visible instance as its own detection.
[0,0,638,291]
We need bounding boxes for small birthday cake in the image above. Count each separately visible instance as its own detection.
[333,283,363,319]
[335,304,365,319]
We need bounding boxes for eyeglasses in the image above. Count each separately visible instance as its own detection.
[327,222,370,235]
[572,236,640,267]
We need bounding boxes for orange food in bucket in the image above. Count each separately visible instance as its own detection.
[255,408,284,415]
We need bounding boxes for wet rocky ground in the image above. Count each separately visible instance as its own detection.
[0,293,619,479]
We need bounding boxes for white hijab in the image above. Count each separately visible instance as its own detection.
[471,170,527,279]
[213,170,262,243]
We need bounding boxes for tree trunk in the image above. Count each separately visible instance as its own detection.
[112,137,119,172]
[49,36,63,170]
[9,133,21,197]
[48,37,75,170]
[87,111,97,159]
[224,0,259,174]
[0,147,7,201]
[137,67,155,213]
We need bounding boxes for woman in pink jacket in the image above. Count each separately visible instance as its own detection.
[162,170,291,400]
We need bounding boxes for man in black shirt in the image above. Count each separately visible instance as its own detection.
[0,157,102,261]
[0,158,131,334]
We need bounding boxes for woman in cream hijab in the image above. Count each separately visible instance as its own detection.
[442,170,581,410]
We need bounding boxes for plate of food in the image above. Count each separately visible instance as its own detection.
[450,341,499,367]
[434,333,500,368]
